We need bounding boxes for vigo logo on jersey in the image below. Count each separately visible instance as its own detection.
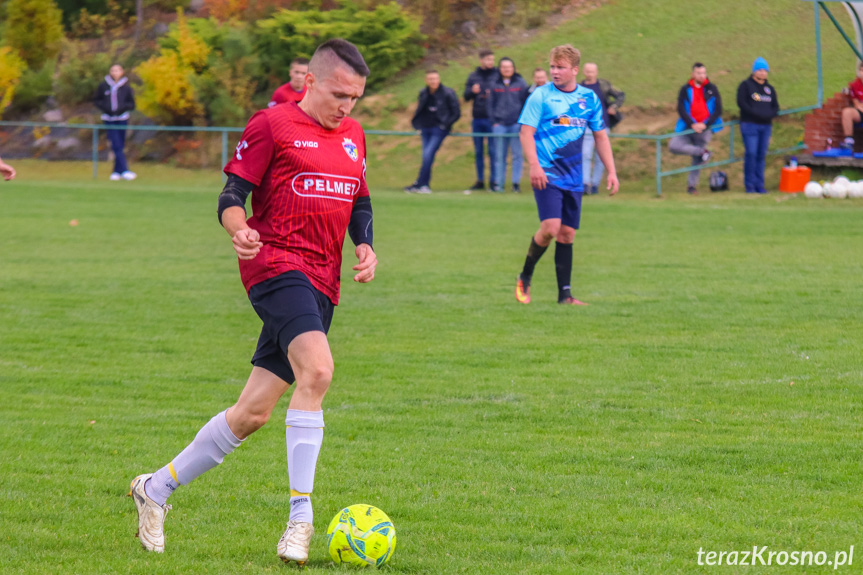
[292,172,361,202]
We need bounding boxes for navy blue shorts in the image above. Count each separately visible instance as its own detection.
[247,270,334,384]
[533,184,584,229]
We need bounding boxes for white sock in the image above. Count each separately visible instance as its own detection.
[145,410,242,506]
[285,409,324,523]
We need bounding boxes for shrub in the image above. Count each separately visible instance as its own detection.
[137,51,201,123]
[0,47,26,118]
[139,14,260,125]
[5,0,64,69]
[255,1,425,91]
[10,62,55,113]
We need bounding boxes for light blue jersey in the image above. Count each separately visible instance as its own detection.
[518,83,605,191]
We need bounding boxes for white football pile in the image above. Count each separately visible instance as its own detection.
[804,176,863,199]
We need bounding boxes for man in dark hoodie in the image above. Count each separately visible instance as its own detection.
[669,62,723,195]
[488,57,529,193]
[404,70,461,194]
[464,49,498,192]
[737,57,779,194]
[94,64,136,181]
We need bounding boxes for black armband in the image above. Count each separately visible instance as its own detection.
[348,196,373,249]
[217,174,255,224]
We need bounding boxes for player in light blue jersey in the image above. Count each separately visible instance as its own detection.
[515,44,618,305]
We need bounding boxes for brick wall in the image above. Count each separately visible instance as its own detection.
[804,91,853,152]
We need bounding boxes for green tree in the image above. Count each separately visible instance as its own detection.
[5,0,64,69]
[255,1,425,91]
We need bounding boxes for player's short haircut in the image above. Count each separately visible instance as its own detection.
[549,44,580,68]
[692,62,706,70]
[533,67,546,73]
[425,69,439,75]
[310,39,370,78]
[499,57,514,68]
[479,49,494,58]
[291,57,310,67]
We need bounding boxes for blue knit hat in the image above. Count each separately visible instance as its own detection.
[752,57,769,72]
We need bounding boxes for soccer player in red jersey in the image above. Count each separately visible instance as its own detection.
[269,57,310,107]
[129,39,376,566]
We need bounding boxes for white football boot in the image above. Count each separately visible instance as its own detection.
[277,520,314,565]
[128,474,171,552]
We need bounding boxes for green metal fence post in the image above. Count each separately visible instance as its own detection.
[816,0,824,107]
[221,130,228,182]
[655,139,662,196]
[92,127,98,180]
[729,126,735,160]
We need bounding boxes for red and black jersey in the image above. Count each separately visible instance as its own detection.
[224,102,369,305]
[269,83,306,107]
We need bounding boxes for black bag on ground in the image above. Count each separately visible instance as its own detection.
[709,170,728,192]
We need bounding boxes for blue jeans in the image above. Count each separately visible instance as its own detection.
[581,130,606,188]
[105,120,129,174]
[492,123,522,188]
[740,122,772,192]
[472,118,497,185]
[416,126,448,187]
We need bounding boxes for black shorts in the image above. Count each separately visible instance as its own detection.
[248,270,334,384]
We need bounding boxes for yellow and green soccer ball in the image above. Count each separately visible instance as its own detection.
[326,504,396,567]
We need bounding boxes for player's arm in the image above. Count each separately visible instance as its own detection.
[348,195,376,283]
[592,129,619,196]
[0,156,16,181]
[520,125,547,191]
[218,174,262,260]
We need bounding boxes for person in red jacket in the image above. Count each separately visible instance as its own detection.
[840,61,863,150]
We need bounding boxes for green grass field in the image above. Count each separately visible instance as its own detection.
[1,162,861,574]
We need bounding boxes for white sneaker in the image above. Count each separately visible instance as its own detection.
[128,474,171,553]
[110,172,122,181]
[277,520,314,565]
[122,171,137,181]
[416,186,432,194]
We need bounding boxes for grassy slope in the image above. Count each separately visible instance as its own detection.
[1,166,862,574]
[355,0,857,194]
[367,0,855,114]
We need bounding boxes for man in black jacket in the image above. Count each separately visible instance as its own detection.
[405,70,461,194]
[94,64,136,181]
[488,58,529,193]
[737,57,779,194]
[464,49,498,191]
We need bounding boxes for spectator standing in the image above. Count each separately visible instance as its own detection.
[669,62,723,194]
[839,61,863,151]
[0,156,15,181]
[269,58,310,107]
[94,64,136,181]
[737,57,779,194]
[404,70,461,194]
[529,68,548,93]
[488,57,530,193]
[579,62,625,195]
[464,49,498,191]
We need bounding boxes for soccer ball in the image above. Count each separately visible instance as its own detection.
[830,179,849,198]
[821,182,834,198]
[833,175,851,188]
[803,181,822,198]
[848,181,863,198]
[326,504,397,567]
